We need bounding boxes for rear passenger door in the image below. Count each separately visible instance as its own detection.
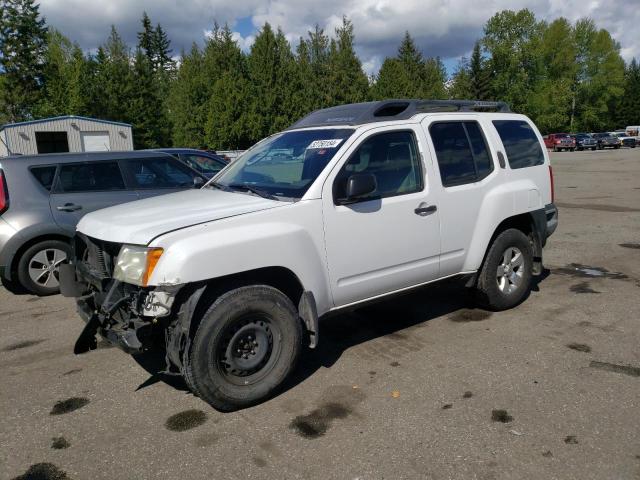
[120,155,201,199]
[423,117,499,276]
[50,160,138,233]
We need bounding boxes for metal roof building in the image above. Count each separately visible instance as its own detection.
[0,115,133,156]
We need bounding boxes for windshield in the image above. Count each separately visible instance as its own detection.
[212,128,354,199]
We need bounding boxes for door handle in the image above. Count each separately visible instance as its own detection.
[57,203,82,212]
[414,203,437,216]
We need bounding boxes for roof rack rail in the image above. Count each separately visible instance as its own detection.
[287,99,511,130]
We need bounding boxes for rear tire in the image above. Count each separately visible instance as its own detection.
[184,285,302,411]
[17,240,71,296]
[475,229,533,311]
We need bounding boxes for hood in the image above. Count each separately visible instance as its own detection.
[77,188,283,245]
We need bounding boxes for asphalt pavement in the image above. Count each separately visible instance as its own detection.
[1,147,639,480]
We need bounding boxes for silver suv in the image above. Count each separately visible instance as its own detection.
[0,151,206,295]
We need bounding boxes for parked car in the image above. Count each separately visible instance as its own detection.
[0,151,207,295]
[593,132,620,149]
[152,148,229,178]
[625,126,640,146]
[610,132,636,148]
[569,133,597,151]
[544,133,575,151]
[61,99,557,411]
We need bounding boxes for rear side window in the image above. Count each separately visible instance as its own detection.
[30,166,57,191]
[492,120,544,169]
[429,121,494,187]
[124,156,197,189]
[182,154,225,176]
[57,162,125,192]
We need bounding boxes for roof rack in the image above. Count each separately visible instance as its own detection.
[287,99,511,130]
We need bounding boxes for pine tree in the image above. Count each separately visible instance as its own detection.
[326,17,369,104]
[0,0,48,121]
[469,42,492,100]
[38,29,89,117]
[616,58,640,127]
[152,23,174,73]
[168,44,209,147]
[129,49,168,148]
[447,57,472,99]
[137,12,154,60]
[206,71,251,149]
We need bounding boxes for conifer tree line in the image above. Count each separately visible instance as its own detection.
[1,0,638,150]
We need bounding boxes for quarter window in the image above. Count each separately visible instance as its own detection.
[334,130,423,202]
[124,157,197,189]
[30,165,57,191]
[492,120,544,169]
[58,162,125,192]
[429,121,494,187]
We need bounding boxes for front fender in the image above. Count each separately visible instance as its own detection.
[146,200,333,315]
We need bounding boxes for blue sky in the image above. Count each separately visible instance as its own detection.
[38,0,639,77]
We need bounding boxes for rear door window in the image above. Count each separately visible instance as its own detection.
[181,154,226,176]
[492,120,544,169]
[57,162,125,192]
[429,121,494,187]
[30,165,57,191]
[123,156,198,189]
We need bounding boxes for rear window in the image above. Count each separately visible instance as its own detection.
[123,156,197,189]
[493,120,545,169]
[30,165,57,191]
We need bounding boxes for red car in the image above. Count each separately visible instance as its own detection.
[544,133,576,152]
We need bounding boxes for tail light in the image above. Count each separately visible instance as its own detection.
[0,170,8,215]
[555,140,561,144]
[549,165,555,203]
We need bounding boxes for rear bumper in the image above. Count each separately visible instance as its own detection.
[545,203,558,238]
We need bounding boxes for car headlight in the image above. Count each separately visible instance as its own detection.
[113,245,163,286]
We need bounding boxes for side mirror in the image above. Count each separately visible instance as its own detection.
[340,173,377,204]
[193,176,205,188]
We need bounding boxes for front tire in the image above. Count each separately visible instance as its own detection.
[475,229,533,311]
[17,240,71,295]
[184,285,303,411]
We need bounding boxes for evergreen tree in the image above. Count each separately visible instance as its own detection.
[152,23,174,73]
[0,0,48,121]
[168,43,208,147]
[206,71,251,149]
[371,58,405,99]
[129,49,168,148]
[615,58,640,127]
[137,12,154,60]
[326,17,369,105]
[247,23,297,138]
[468,42,492,100]
[38,29,88,117]
[447,57,472,99]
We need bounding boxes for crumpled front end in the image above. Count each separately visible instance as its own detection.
[60,233,181,355]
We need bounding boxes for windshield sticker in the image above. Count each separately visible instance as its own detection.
[307,139,343,149]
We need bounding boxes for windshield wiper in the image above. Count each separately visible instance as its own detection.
[227,183,279,200]
[209,182,232,192]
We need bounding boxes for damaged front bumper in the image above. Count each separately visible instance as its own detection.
[59,260,181,356]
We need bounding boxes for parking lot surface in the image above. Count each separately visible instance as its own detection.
[1,148,639,480]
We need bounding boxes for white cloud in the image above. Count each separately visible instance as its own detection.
[38,0,640,72]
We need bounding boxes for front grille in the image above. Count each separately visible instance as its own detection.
[75,234,122,279]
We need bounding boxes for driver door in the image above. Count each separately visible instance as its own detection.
[321,126,441,307]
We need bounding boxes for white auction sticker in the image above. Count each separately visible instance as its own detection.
[307,139,343,149]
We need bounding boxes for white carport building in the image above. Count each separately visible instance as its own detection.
[0,115,133,156]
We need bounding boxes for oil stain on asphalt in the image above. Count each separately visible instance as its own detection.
[50,397,89,415]
[2,339,45,351]
[289,403,351,438]
[570,282,600,294]
[589,361,640,377]
[463,391,473,398]
[567,343,592,353]
[11,463,71,480]
[165,409,207,431]
[51,437,70,449]
[564,435,579,444]
[619,243,640,250]
[554,263,629,280]
[491,410,513,423]
[252,457,267,467]
[449,309,492,322]
[62,368,82,376]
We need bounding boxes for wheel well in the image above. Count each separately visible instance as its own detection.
[8,233,72,279]
[485,212,542,275]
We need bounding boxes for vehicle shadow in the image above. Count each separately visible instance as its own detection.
[132,271,551,404]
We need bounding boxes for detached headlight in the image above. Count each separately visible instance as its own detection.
[113,245,163,286]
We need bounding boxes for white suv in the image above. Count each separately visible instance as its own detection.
[61,100,558,411]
